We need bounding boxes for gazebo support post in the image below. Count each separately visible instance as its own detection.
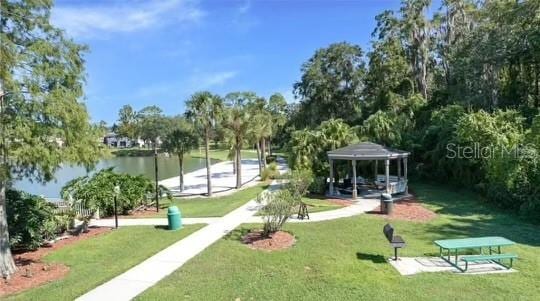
[397,158,402,181]
[385,159,390,194]
[352,160,357,200]
[374,160,378,181]
[329,159,334,195]
[404,157,408,194]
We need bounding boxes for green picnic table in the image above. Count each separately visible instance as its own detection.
[434,236,517,271]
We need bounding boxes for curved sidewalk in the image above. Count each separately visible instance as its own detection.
[90,198,380,228]
[247,198,379,223]
[78,182,277,301]
[82,191,378,300]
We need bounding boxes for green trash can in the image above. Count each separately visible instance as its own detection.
[167,206,182,230]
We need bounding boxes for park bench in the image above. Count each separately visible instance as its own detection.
[461,253,518,271]
[383,224,406,260]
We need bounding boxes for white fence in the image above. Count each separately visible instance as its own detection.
[46,199,93,217]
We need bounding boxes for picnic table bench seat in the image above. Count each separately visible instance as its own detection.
[461,253,518,271]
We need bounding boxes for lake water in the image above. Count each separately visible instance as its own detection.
[13,155,214,198]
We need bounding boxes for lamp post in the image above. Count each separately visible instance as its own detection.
[113,185,120,229]
[154,144,159,212]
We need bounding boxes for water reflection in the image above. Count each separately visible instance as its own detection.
[14,155,214,197]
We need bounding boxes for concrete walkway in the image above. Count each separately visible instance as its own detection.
[389,256,517,275]
[247,197,379,223]
[77,182,279,301]
[82,165,380,301]
[160,158,287,197]
[90,197,380,228]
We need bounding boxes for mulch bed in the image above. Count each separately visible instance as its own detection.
[242,230,295,251]
[0,226,111,297]
[368,196,437,222]
[125,206,160,218]
[100,206,160,219]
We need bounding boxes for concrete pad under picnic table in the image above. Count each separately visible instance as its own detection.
[388,256,517,276]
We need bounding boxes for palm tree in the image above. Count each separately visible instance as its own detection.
[185,92,223,196]
[267,93,287,155]
[223,93,252,189]
[161,118,199,192]
[259,113,273,168]
[248,111,273,175]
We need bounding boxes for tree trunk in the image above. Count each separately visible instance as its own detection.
[232,153,236,174]
[236,143,242,189]
[205,131,212,197]
[0,181,16,278]
[178,153,184,192]
[261,137,267,168]
[535,63,539,108]
[256,141,262,176]
[268,138,272,156]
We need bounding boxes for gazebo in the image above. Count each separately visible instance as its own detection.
[327,142,410,199]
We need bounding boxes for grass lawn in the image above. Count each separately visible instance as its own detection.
[189,149,259,161]
[301,195,345,213]
[7,225,203,301]
[254,194,346,216]
[111,147,157,157]
[157,183,269,217]
[112,147,259,161]
[137,182,540,301]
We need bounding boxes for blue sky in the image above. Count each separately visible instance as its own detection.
[51,0,429,124]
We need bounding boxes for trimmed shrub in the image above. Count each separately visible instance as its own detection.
[261,163,280,181]
[285,169,313,201]
[257,189,297,236]
[6,190,58,250]
[257,169,313,236]
[62,168,171,216]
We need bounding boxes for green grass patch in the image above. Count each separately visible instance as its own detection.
[255,194,345,216]
[301,195,344,213]
[190,149,259,161]
[8,225,203,301]
[157,183,269,218]
[112,147,160,157]
[112,147,259,161]
[137,182,540,301]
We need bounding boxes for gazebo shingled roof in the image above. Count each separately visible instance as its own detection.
[327,142,410,160]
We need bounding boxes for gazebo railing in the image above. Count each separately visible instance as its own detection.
[375,176,407,194]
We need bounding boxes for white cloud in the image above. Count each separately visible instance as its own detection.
[189,70,238,89]
[238,0,251,14]
[52,0,205,38]
[231,0,259,33]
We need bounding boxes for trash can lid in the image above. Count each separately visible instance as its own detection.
[381,193,393,201]
[167,206,180,214]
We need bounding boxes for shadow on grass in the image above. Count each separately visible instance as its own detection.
[356,252,387,264]
[411,181,540,247]
[305,194,329,200]
[154,225,170,231]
